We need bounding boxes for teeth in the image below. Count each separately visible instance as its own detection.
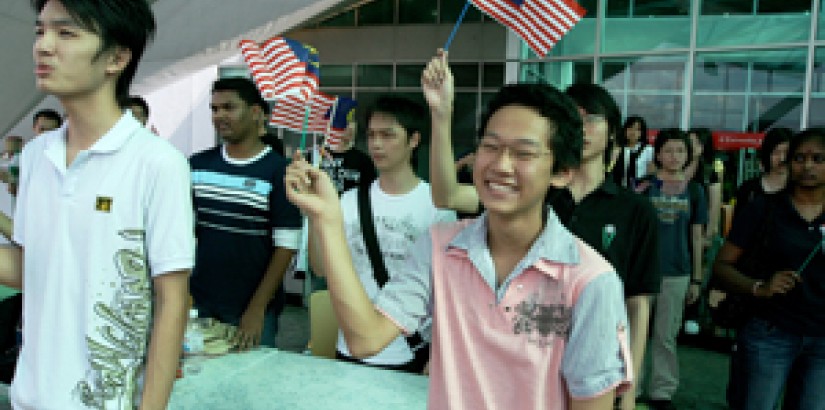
[488,182,516,193]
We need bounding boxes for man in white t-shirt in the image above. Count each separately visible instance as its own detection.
[324,95,455,372]
[0,1,194,409]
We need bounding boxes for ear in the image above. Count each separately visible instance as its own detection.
[408,131,421,150]
[105,46,132,76]
[549,168,574,188]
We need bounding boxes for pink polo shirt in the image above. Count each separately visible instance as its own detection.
[375,212,632,410]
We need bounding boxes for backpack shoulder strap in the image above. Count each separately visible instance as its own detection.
[357,185,390,287]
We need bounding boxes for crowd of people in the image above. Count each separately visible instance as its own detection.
[0,0,821,409]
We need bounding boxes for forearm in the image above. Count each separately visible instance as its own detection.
[625,295,651,389]
[428,110,478,213]
[313,218,398,357]
[307,223,325,278]
[707,183,722,238]
[140,271,189,410]
[691,226,703,280]
[247,247,295,313]
[0,246,22,290]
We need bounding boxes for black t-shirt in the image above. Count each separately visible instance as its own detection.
[547,180,660,297]
[319,148,377,196]
[728,191,825,336]
[733,176,765,218]
[261,132,284,156]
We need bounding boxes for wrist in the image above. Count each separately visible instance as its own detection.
[752,280,765,297]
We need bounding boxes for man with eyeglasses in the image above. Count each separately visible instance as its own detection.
[426,55,659,410]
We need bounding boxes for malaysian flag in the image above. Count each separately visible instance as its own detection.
[471,0,586,57]
[240,36,319,102]
[269,92,337,134]
[324,97,357,147]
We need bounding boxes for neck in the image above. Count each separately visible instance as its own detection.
[60,87,122,152]
[569,157,605,202]
[377,165,419,195]
[658,168,685,181]
[762,170,788,191]
[225,135,266,160]
[486,208,543,258]
[792,185,825,205]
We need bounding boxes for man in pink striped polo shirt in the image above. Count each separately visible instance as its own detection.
[285,81,631,409]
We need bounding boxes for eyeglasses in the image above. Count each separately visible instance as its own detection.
[477,139,551,163]
[791,153,825,164]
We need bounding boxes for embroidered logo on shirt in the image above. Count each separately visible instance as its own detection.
[602,224,616,249]
[95,197,113,213]
[513,298,572,347]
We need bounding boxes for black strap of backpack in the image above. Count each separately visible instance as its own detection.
[357,186,426,354]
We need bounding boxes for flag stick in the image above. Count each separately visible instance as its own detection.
[444,1,472,51]
[797,242,822,276]
[300,103,312,152]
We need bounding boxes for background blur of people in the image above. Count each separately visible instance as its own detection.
[31,109,61,136]
[124,95,150,126]
[612,115,654,189]
[318,115,376,196]
[734,127,792,217]
[0,136,23,196]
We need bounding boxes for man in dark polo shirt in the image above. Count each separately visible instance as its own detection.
[425,51,658,410]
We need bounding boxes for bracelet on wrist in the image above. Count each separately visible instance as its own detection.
[752,280,764,296]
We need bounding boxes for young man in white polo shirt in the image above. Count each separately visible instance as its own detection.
[0,1,194,409]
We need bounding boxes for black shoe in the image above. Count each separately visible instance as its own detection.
[647,399,676,410]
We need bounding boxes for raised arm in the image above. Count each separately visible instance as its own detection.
[284,152,401,357]
[422,49,480,213]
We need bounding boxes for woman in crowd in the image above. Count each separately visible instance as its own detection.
[637,129,707,410]
[686,127,723,245]
[733,127,792,217]
[714,129,825,410]
[612,115,654,188]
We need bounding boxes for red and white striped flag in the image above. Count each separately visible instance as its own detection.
[239,37,319,102]
[470,0,586,57]
[269,92,337,134]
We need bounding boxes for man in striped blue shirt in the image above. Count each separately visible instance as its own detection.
[190,78,302,349]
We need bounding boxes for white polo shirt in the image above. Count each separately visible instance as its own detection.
[10,112,195,410]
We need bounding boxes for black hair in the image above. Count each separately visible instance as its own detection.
[759,127,792,172]
[479,83,583,173]
[564,83,621,166]
[33,0,156,101]
[123,95,149,117]
[653,128,693,170]
[687,127,715,165]
[365,95,428,163]
[618,115,648,148]
[32,108,62,127]
[212,77,268,112]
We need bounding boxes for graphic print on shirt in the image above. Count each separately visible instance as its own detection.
[320,156,361,194]
[346,214,422,273]
[649,195,689,224]
[75,229,151,409]
[512,281,572,348]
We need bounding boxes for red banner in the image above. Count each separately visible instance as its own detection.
[646,130,765,151]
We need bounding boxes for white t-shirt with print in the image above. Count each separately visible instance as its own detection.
[337,180,455,365]
[10,113,195,410]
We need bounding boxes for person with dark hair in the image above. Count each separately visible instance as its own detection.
[323,94,455,373]
[189,77,301,350]
[733,127,792,217]
[3,1,193,408]
[124,95,150,126]
[318,110,377,196]
[636,128,706,410]
[426,52,655,410]
[299,50,629,408]
[612,115,654,188]
[714,128,825,410]
[687,127,723,245]
[32,108,61,135]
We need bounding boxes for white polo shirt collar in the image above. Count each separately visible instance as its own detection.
[43,111,140,174]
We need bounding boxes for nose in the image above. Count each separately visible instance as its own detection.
[34,31,55,57]
[491,147,515,173]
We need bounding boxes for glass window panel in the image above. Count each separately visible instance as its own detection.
[441,0,483,23]
[357,65,393,87]
[320,65,353,87]
[603,0,690,53]
[820,0,825,40]
[690,94,747,131]
[520,61,593,88]
[748,96,802,132]
[626,94,683,130]
[602,57,685,92]
[399,0,437,24]
[760,0,811,13]
[482,63,504,88]
[695,50,806,93]
[750,62,806,93]
[358,0,395,26]
[808,98,825,128]
[813,48,825,92]
[452,92,480,151]
[452,63,480,88]
[698,11,810,47]
[319,10,356,27]
[396,64,426,87]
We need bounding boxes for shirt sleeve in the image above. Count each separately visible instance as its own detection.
[726,194,767,250]
[145,147,196,276]
[562,273,632,399]
[627,196,660,296]
[11,143,33,247]
[373,230,434,335]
